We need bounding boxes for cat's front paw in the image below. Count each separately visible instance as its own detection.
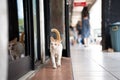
[57,62,61,67]
[57,65,61,67]
[57,64,61,67]
[53,66,57,69]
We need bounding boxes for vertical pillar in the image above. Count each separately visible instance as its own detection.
[0,0,8,79]
[44,0,51,57]
[102,0,106,50]
[39,0,45,63]
[65,0,70,57]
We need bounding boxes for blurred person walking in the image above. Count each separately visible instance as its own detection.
[82,14,90,47]
[76,20,82,45]
[69,25,77,45]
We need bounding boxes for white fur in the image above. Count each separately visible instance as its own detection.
[50,40,63,69]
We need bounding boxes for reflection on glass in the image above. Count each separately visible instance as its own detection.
[33,0,38,62]
[17,0,24,33]
[8,0,25,62]
[17,0,25,59]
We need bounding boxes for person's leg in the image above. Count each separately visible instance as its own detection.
[77,35,81,44]
[84,38,86,46]
[84,38,88,47]
[86,38,89,46]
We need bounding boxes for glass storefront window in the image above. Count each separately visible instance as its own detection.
[8,0,25,62]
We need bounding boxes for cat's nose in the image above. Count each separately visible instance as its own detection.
[51,46,54,49]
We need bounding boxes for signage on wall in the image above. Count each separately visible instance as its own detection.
[74,2,86,7]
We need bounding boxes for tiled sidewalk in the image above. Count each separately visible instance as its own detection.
[30,57,73,80]
[71,44,120,80]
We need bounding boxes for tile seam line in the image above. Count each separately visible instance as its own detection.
[89,56,120,80]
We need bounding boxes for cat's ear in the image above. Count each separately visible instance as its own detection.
[50,37,55,41]
[13,38,17,43]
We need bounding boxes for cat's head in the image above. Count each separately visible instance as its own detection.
[50,37,61,49]
[8,38,18,51]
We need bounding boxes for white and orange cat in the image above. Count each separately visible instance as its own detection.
[50,28,63,69]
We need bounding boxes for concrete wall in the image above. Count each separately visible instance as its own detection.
[50,0,64,33]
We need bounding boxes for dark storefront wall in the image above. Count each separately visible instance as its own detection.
[107,0,120,23]
[102,0,120,50]
[49,0,70,57]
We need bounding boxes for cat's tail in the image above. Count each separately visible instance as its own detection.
[19,32,24,43]
[51,28,61,41]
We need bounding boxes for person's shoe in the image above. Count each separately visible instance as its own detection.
[84,45,88,47]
